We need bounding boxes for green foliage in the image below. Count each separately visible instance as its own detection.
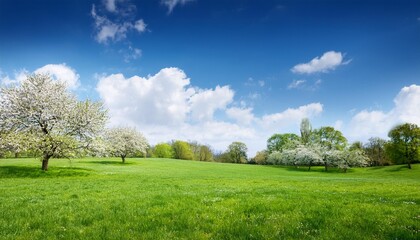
[172,140,193,160]
[0,158,418,239]
[312,126,347,150]
[267,133,300,153]
[388,123,420,169]
[213,151,231,163]
[300,118,312,145]
[364,137,390,166]
[227,142,248,163]
[252,150,268,165]
[197,145,213,161]
[153,143,174,158]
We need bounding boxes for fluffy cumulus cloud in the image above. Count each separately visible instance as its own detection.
[35,64,80,90]
[96,67,324,156]
[1,64,80,90]
[259,103,323,130]
[291,51,348,74]
[189,86,234,121]
[348,84,420,140]
[226,107,255,125]
[162,0,194,14]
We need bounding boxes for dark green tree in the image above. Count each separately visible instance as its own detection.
[388,123,420,169]
[227,142,248,163]
[267,133,300,153]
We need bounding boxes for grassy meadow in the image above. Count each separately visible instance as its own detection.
[0,157,419,239]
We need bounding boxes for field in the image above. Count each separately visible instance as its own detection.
[0,158,418,239]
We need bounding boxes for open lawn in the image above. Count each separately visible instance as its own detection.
[0,158,419,239]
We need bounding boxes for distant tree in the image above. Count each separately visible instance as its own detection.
[0,74,107,170]
[252,150,268,165]
[388,123,420,169]
[364,137,389,166]
[338,148,369,173]
[267,133,300,153]
[300,118,312,145]
[153,143,174,158]
[198,145,213,161]
[312,126,347,171]
[349,141,364,151]
[295,144,324,171]
[105,127,148,163]
[267,151,282,165]
[213,151,231,163]
[172,140,193,160]
[227,142,248,163]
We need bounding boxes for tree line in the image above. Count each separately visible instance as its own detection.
[250,119,420,171]
[0,74,419,171]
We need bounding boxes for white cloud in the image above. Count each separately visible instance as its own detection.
[348,84,420,141]
[287,79,322,91]
[226,107,255,125]
[259,103,323,130]
[35,64,80,90]
[291,51,348,74]
[134,19,147,33]
[123,46,142,63]
[189,86,234,121]
[0,69,28,86]
[104,0,117,12]
[96,67,324,156]
[162,0,194,14]
[91,4,146,44]
[288,79,306,89]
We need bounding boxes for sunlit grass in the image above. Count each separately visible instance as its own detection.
[0,158,418,239]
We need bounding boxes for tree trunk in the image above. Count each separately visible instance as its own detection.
[324,162,328,172]
[308,164,311,171]
[42,156,50,171]
[408,161,412,169]
[121,155,126,163]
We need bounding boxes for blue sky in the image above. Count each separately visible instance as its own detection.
[1,0,419,155]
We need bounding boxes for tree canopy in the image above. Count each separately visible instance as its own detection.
[105,127,149,163]
[388,123,420,169]
[0,74,107,170]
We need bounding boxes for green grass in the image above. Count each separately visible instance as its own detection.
[0,158,418,239]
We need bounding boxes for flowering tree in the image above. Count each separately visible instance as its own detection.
[0,74,107,170]
[312,126,347,171]
[0,132,32,157]
[105,127,148,163]
[337,148,369,172]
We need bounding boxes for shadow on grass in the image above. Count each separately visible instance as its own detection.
[265,165,353,173]
[85,160,136,165]
[385,165,410,172]
[285,166,351,173]
[365,164,412,172]
[0,166,94,178]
